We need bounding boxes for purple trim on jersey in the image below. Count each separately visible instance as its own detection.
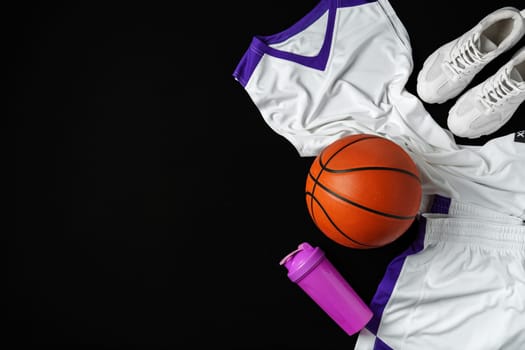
[251,0,334,71]
[232,0,377,86]
[340,0,377,6]
[232,41,264,87]
[365,216,427,342]
[429,194,452,214]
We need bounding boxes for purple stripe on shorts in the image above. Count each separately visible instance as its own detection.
[373,336,394,350]
[365,195,451,348]
[429,194,452,214]
[366,216,427,335]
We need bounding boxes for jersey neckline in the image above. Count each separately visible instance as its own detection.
[233,0,376,86]
[251,0,336,71]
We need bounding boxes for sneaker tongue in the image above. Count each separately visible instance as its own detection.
[478,34,497,53]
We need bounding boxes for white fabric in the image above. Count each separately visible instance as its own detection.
[233,0,525,219]
[354,206,525,350]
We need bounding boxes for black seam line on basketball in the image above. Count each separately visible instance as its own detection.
[310,135,380,224]
[305,192,380,248]
[322,166,421,183]
[307,171,417,220]
[318,135,381,170]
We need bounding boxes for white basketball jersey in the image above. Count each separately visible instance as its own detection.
[233,0,525,220]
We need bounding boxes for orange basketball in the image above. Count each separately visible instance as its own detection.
[305,134,422,249]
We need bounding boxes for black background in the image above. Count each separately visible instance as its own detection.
[11,1,525,349]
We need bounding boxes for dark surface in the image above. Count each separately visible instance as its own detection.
[11,1,525,349]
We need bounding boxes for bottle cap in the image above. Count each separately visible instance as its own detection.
[279,242,325,282]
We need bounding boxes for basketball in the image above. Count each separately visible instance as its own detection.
[305,134,422,249]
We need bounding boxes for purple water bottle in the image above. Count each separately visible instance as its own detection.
[280,242,373,336]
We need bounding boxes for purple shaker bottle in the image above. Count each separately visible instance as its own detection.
[279,242,373,336]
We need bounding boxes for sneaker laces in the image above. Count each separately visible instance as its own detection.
[445,35,486,77]
[479,68,525,109]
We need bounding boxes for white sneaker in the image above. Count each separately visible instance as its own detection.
[447,47,525,138]
[417,7,525,104]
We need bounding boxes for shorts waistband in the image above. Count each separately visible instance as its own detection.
[422,214,525,251]
[430,195,523,225]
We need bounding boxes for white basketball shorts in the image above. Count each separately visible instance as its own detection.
[354,195,525,350]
